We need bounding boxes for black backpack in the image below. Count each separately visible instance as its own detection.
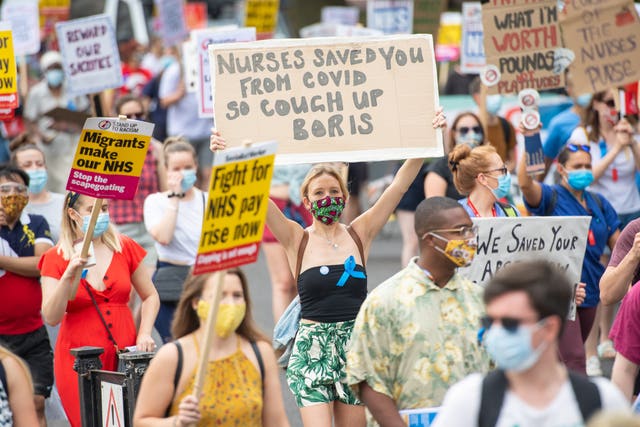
[478,369,602,427]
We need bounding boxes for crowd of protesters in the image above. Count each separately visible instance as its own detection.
[1,7,640,427]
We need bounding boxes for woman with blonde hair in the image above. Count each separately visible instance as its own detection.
[0,345,38,426]
[209,107,446,427]
[133,269,289,426]
[448,144,519,217]
[40,192,159,427]
[144,136,205,343]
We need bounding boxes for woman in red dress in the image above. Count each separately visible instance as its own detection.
[40,192,159,427]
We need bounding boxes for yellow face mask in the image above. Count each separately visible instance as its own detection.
[196,300,246,338]
[1,194,28,224]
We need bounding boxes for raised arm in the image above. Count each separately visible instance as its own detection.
[517,124,544,208]
[351,108,446,249]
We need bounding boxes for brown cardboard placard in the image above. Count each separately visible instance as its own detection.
[559,0,640,95]
[43,106,91,128]
[482,0,564,94]
[209,35,442,165]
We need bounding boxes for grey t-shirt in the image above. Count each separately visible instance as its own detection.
[25,192,65,243]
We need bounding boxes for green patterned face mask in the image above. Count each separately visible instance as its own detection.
[310,196,345,225]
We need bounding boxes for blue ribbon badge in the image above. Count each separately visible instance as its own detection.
[336,255,366,287]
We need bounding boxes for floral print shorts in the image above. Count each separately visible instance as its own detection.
[286,320,361,407]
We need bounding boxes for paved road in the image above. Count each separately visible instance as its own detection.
[243,221,405,427]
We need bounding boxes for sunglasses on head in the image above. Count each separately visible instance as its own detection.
[457,126,483,135]
[567,143,590,153]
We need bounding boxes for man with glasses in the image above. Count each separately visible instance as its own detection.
[434,260,628,426]
[346,197,489,426]
[0,165,54,426]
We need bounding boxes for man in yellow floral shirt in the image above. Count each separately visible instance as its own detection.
[346,197,490,426]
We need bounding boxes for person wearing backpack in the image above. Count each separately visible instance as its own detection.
[448,144,520,218]
[433,261,629,427]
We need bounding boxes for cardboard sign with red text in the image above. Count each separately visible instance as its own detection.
[66,117,154,200]
[482,0,565,94]
[559,0,640,94]
[194,141,276,274]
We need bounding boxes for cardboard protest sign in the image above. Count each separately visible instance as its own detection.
[195,27,256,118]
[321,6,359,26]
[154,0,188,46]
[1,0,40,56]
[459,216,591,289]
[209,35,442,164]
[0,23,18,110]
[182,40,198,93]
[56,15,123,96]
[194,141,276,274]
[66,117,154,200]
[482,0,565,94]
[367,0,414,35]
[559,0,640,94]
[244,0,279,40]
[300,23,383,38]
[460,2,485,74]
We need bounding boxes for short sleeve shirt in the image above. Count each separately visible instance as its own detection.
[426,157,464,200]
[525,184,620,307]
[0,213,53,334]
[346,260,490,426]
[608,218,640,285]
[610,282,640,364]
[542,109,581,160]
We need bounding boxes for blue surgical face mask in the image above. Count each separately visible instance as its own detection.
[484,321,547,372]
[45,69,64,87]
[455,132,483,148]
[26,169,48,194]
[181,169,197,192]
[82,212,110,238]
[491,172,511,199]
[486,95,503,116]
[575,93,592,108]
[567,169,594,191]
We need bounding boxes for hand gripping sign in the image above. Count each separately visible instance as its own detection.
[66,116,154,298]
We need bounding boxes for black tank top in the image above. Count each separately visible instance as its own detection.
[295,226,368,323]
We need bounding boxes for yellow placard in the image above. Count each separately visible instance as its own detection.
[0,28,17,95]
[67,118,154,200]
[195,142,276,274]
[244,0,279,35]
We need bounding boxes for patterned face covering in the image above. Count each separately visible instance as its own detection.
[1,194,28,223]
[310,196,345,225]
[429,234,478,267]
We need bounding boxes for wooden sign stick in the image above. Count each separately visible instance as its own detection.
[479,82,489,138]
[69,197,102,300]
[191,270,226,405]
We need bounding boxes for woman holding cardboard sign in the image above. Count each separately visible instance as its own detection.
[133,269,289,427]
[209,107,447,427]
[518,125,620,376]
[39,192,159,427]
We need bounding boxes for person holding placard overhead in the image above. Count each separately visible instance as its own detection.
[144,137,205,343]
[518,125,621,376]
[448,144,520,218]
[209,108,447,427]
[39,192,159,427]
[133,269,290,427]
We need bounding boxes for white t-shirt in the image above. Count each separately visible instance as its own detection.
[570,126,640,215]
[433,373,629,427]
[143,190,205,265]
[158,62,211,140]
[24,192,65,243]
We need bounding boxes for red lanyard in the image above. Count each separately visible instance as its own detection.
[467,198,496,217]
